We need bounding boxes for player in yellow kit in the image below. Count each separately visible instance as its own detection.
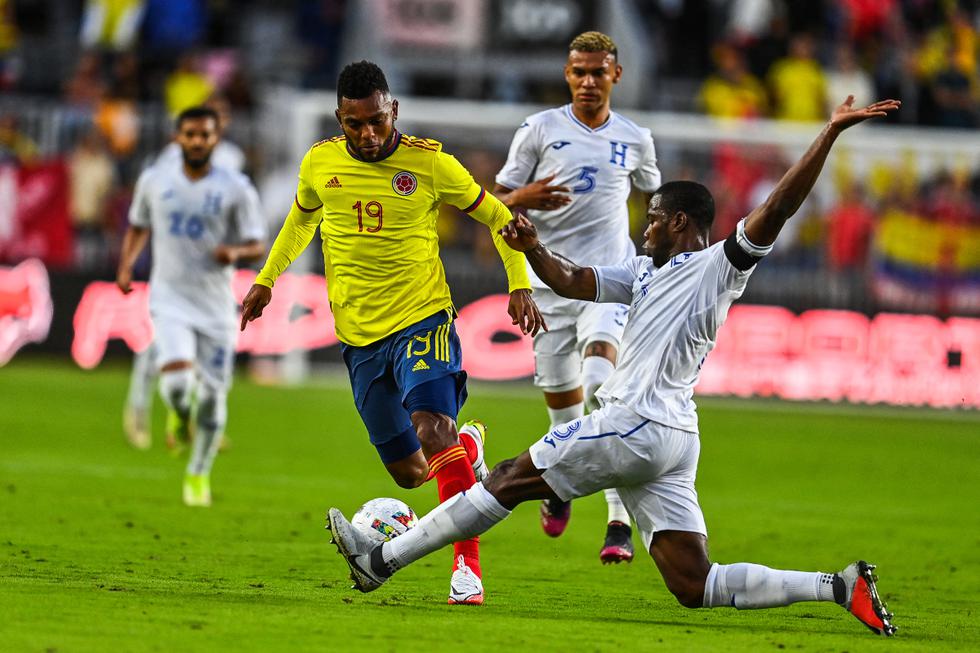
[240,61,544,605]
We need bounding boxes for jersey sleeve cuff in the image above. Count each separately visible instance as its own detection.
[591,266,601,302]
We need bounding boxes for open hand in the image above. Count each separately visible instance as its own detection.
[830,96,901,132]
[240,283,272,331]
[499,213,540,252]
[513,174,570,211]
[508,288,547,337]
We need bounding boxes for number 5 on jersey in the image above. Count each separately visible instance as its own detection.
[353,200,383,232]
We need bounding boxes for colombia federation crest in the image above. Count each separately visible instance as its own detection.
[392,171,418,196]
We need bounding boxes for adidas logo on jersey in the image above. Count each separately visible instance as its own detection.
[412,359,430,372]
[325,176,342,188]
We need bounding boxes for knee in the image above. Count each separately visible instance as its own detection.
[391,471,425,489]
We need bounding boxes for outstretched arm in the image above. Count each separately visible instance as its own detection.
[500,214,597,301]
[743,96,900,246]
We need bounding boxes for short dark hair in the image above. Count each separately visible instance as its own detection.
[337,60,390,106]
[175,106,219,130]
[569,31,618,60]
[653,181,715,233]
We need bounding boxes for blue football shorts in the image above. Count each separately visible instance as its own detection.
[340,308,468,463]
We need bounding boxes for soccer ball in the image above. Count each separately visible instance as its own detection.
[351,497,418,542]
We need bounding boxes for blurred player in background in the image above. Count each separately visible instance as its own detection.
[493,31,661,562]
[328,96,900,638]
[240,61,543,605]
[117,106,266,507]
[123,95,247,450]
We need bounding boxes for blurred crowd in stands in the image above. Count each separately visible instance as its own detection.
[0,0,976,314]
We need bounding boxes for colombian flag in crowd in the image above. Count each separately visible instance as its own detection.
[872,210,980,315]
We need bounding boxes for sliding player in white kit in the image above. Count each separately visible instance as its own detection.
[327,96,900,637]
[123,97,248,450]
[493,31,661,562]
[116,106,266,506]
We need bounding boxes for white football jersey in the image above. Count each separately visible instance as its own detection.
[496,104,661,289]
[129,163,266,333]
[156,140,247,173]
[591,220,772,432]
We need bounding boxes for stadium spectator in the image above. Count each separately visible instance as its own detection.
[927,46,978,128]
[164,52,214,117]
[0,0,19,91]
[94,79,140,161]
[69,128,117,272]
[767,33,828,122]
[141,0,206,55]
[698,43,768,119]
[0,114,37,165]
[826,42,874,116]
[79,0,146,52]
[825,178,875,270]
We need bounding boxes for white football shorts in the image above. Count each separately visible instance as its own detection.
[528,400,706,550]
[151,313,236,389]
[531,289,628,391]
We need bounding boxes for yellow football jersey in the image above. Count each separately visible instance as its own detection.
[255,132,530,346]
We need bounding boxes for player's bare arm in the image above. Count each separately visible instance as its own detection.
[116,225,150,294]
[214,239,265,265]
[500,214,597,301]
[743,96,900,246]
[239,283,271,331]
[492,175,571,211]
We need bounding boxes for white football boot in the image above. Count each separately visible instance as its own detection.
[459,419,489,482]
[326,508,387,592]
[447,554,484,605]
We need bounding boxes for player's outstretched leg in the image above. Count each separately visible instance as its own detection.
[327,480,512,594]
[652,531,897,636]
[183,381,227,507]
[123,344,158,450]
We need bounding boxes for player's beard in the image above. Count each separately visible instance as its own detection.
[182,148,213,169]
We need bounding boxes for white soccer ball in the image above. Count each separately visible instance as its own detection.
[351,497,418,542]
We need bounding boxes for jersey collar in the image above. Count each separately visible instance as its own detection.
[563,104,614,134]
[345,130,402,163]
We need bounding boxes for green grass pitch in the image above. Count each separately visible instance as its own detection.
[2,359,978,652]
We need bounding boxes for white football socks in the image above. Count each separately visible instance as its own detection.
[126,345,158,412]
[547,401,584,430]
[158,368,195,419]
[581,355,615,412]
[381,482,510,574]
[604,488,631,526]
[703,562,837,609]
[187,382,227,476]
